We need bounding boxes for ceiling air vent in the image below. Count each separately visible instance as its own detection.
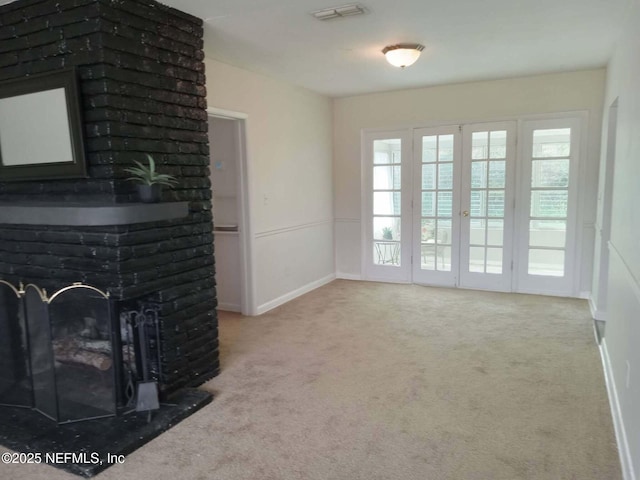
[311,4,366,21]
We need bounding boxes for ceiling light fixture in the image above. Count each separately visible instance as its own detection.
[382,44,425,68]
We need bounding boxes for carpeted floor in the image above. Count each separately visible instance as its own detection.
[0,280,621,479]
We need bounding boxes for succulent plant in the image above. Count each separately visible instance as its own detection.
[124,154,177,187]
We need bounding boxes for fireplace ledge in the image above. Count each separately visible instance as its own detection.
[0,201,189,226]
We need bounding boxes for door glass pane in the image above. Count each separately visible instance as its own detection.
[422,164,436,189]
[438,163,453,189]
[438,135,454,162]
[437,192,452,217]
[487,219,504,246]
[488,161,505,188]
[373,217,401,241]
[530,191,568,218]
[374,241,401,266]
[472,132,488,159]
[528,249,564,276]
[489,131,507,159]
[486,248,503,274]
[373,166,401,190]
[532,159,569,188]
[469,247,485,272]
[422,136,437,162]
[422,192,435,216]
[373,139,401,164]
[469,219,486,245]
[533,128,571,158]
[529,220,566,248]
[421,219,435,241]
[422,241,451,272]
[420,245,435,270]
[373,192,401,215]
[436,219,452,245]
[470,191,486,217]
[436,246,451,271]
[488,191,505,217]
[471,162,487,188]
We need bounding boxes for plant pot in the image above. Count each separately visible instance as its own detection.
[137,184,162,203]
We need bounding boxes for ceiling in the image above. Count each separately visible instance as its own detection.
[159,0,630,97]
[157,0,627,97]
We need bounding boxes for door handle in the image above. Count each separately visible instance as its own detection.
[462,211,469,217]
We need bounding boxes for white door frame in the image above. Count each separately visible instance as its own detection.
[361,129,413,283]
[207,107,256,316]
[514,115,584,297]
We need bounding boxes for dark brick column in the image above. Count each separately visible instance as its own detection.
[0,0,219,393]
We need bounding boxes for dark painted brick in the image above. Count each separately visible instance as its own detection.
[0,0,216,391]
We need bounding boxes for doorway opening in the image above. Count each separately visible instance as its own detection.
[207,108,254,315]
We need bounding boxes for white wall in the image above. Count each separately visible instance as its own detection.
[598,1,640,477]
[205,57,334,313]
[333,70,605,295]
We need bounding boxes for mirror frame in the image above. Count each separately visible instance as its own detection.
[0,68,87,181]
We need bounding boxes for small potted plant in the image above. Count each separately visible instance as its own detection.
[382,227,394,240]
[125,154,177,203]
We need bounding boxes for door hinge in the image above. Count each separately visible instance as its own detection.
[511,260,514,271]
[458,125,462,132]
[411,255,413,265]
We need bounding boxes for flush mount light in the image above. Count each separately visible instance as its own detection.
[382,44,425,68]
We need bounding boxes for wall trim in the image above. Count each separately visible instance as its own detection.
[600,338,636,480]
[255,219,332,239]
[336,273,362,280]
[206,106,249,120]
[589,295,607,320]
[217,302,241,313]
[255,273,335,315]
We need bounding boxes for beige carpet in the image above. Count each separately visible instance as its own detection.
[0,280,621,480]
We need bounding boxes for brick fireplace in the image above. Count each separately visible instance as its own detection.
[0,0,219,398]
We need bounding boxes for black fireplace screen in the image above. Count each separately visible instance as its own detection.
[0,281,30,407]
[0,281,117,423]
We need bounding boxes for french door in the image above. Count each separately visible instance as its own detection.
[363,116,581,296]
[411,122,516,290]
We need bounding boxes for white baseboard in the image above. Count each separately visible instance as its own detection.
[579,290,590,299]
[600,338,636,480]
[217,302,241,313]
[589,296,607,321]
[255,273,336,315]
[336,272,362,281]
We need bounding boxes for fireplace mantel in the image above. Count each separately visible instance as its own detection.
[0,202,189,226]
